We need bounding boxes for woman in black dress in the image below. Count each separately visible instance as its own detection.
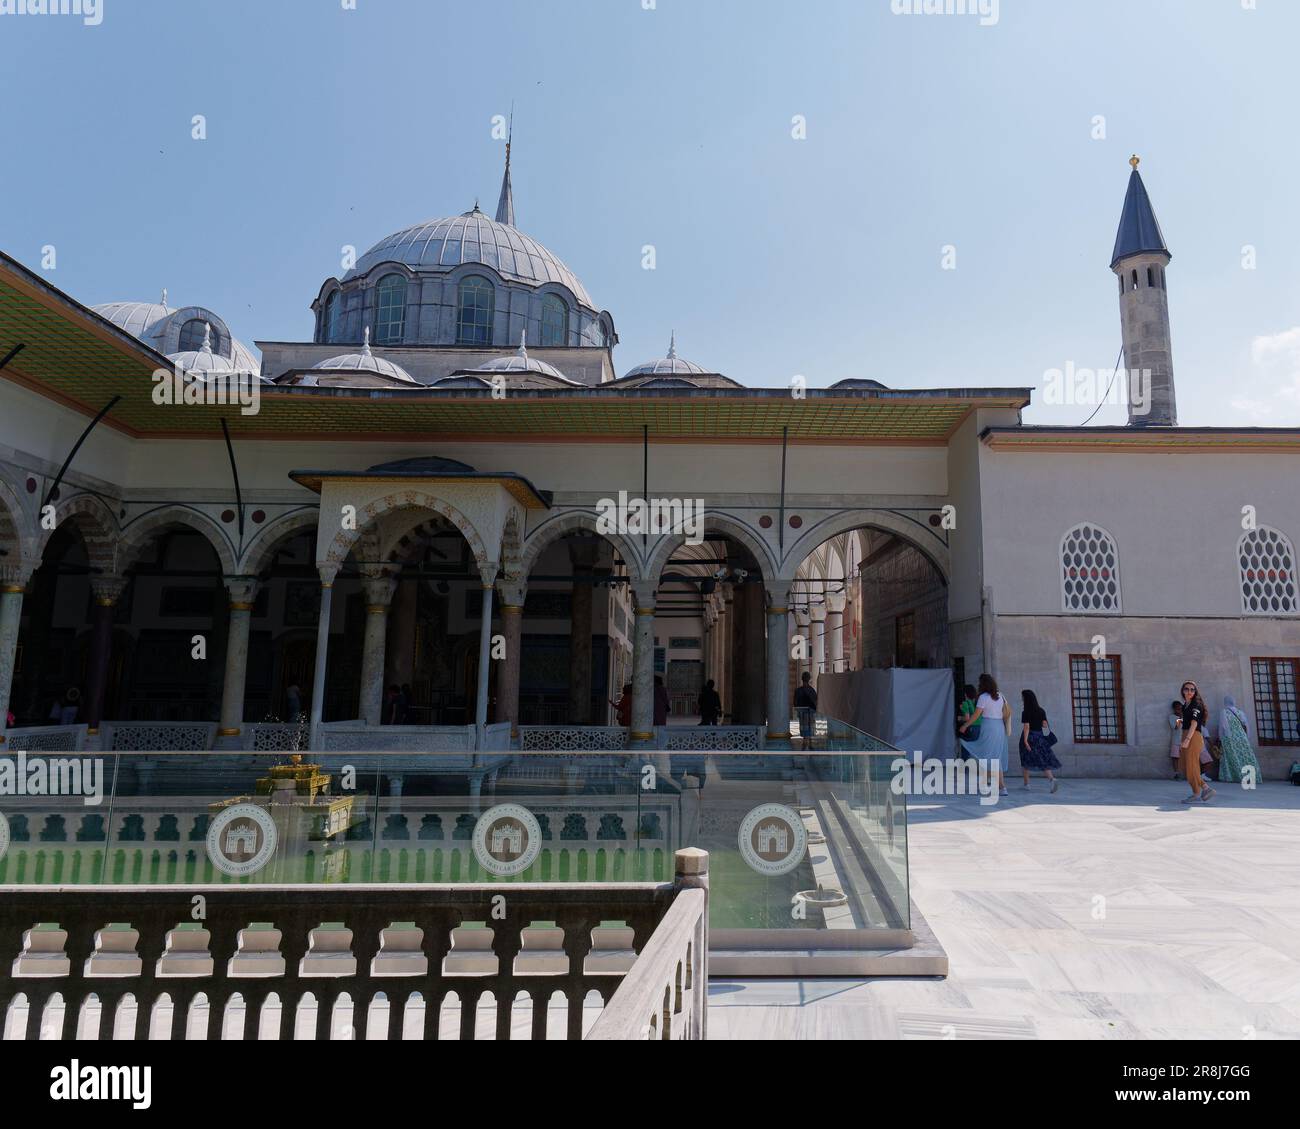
[1019,689,1062,792]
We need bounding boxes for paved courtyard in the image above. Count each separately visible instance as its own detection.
[711,779,1300,1040]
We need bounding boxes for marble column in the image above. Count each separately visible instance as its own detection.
[360,573,397,726]
[475,563,499,731]
[826,593,846,675]
[765,582,792,746]
[84,574,127,735]
[308,569,336,750]
[495,580,526,737]
[722,595,736,724]
[567,541,598,725]
[217,577,260,744]
[629,581,657,747]
[0,564,32,738]
[385,572,417,690]
[811,605,827,686]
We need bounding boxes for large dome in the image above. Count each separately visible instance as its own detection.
[345,205,595,309]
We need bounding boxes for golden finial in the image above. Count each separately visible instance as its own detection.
[1130,154,1140,170]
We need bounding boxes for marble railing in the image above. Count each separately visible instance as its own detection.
[2,725,88,753]
[101,722,218,752]
[587,848,708,1040]
[519,726,630,751]
[663,727,762,751]
[0,850,709,1041]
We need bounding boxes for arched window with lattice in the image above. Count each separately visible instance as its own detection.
[1238,526,1297,615]
[1061,524,1122,613]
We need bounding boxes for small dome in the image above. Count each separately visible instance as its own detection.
[468,329,577,383]
[346,206,595,309]
[313,328,418,384]
[168,324,242,380]
[830,378,890,391]
[624,333,709,378]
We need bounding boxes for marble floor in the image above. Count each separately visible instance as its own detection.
[710,779,1300,1040]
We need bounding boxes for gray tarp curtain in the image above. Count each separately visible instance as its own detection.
[816,669,956,759]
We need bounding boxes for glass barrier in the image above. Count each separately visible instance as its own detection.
[0,748,909,935]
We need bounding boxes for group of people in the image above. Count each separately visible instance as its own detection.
[958,675,1061,797]
[610,676,673,728]
[1167,681,1261,803]
[956,673,1265,804]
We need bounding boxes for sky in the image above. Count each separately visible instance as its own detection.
[2,0,1299,427]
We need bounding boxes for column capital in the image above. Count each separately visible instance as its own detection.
[825,592,847,615]
[765,580,793,611]
[362,575,398,610]
[810,604,827,624]
[477,560,501,589]
[90,573,129,606]
[318,564,340,588]
[0,561,36,592]
[497,580,527,608]
[630,580,658,611]
[224,575,261,609]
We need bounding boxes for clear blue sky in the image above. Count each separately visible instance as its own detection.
[3,0,1297,426]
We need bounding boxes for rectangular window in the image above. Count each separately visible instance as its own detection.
[1251,658,1300,746]
[1069,655,1125,744]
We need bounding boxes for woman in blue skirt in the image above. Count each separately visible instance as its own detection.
[959,673,1011,797]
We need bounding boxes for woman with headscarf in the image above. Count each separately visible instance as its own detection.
[1217,695,1261,784]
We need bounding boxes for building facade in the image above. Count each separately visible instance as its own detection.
[0,154,1295,775]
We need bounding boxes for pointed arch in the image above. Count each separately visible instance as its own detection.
[320,492,490,573]
[519,509,641,583]
[780,509,950,584]
[37,493,119,574]
[237,507,321,576]
[643,510,777,587]
[117,506,238,577]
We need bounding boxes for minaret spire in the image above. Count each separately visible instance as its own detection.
[495,106,516,227]
[1111,157,1177,427]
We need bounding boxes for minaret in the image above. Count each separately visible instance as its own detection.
[495,114,516,227]
[1111,156,1177,427]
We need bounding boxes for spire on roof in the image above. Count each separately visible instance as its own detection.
[362,326,373,357]
[161,288,168,308]
[667,332,678,360]
[495,108,515,227]
[517,326,528,359]
[200,323,213,354]
[1111,156,1170,268]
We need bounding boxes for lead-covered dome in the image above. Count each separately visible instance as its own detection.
[94,298,261,375]
[308,328,417,385]
[346,205,594,309]
[624,334,709,378]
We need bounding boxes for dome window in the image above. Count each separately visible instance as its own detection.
[457,275,495,346]
[374,274,407,345]
[323,291,343,344]
[179,318,221,355]
[540,295,568,347]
